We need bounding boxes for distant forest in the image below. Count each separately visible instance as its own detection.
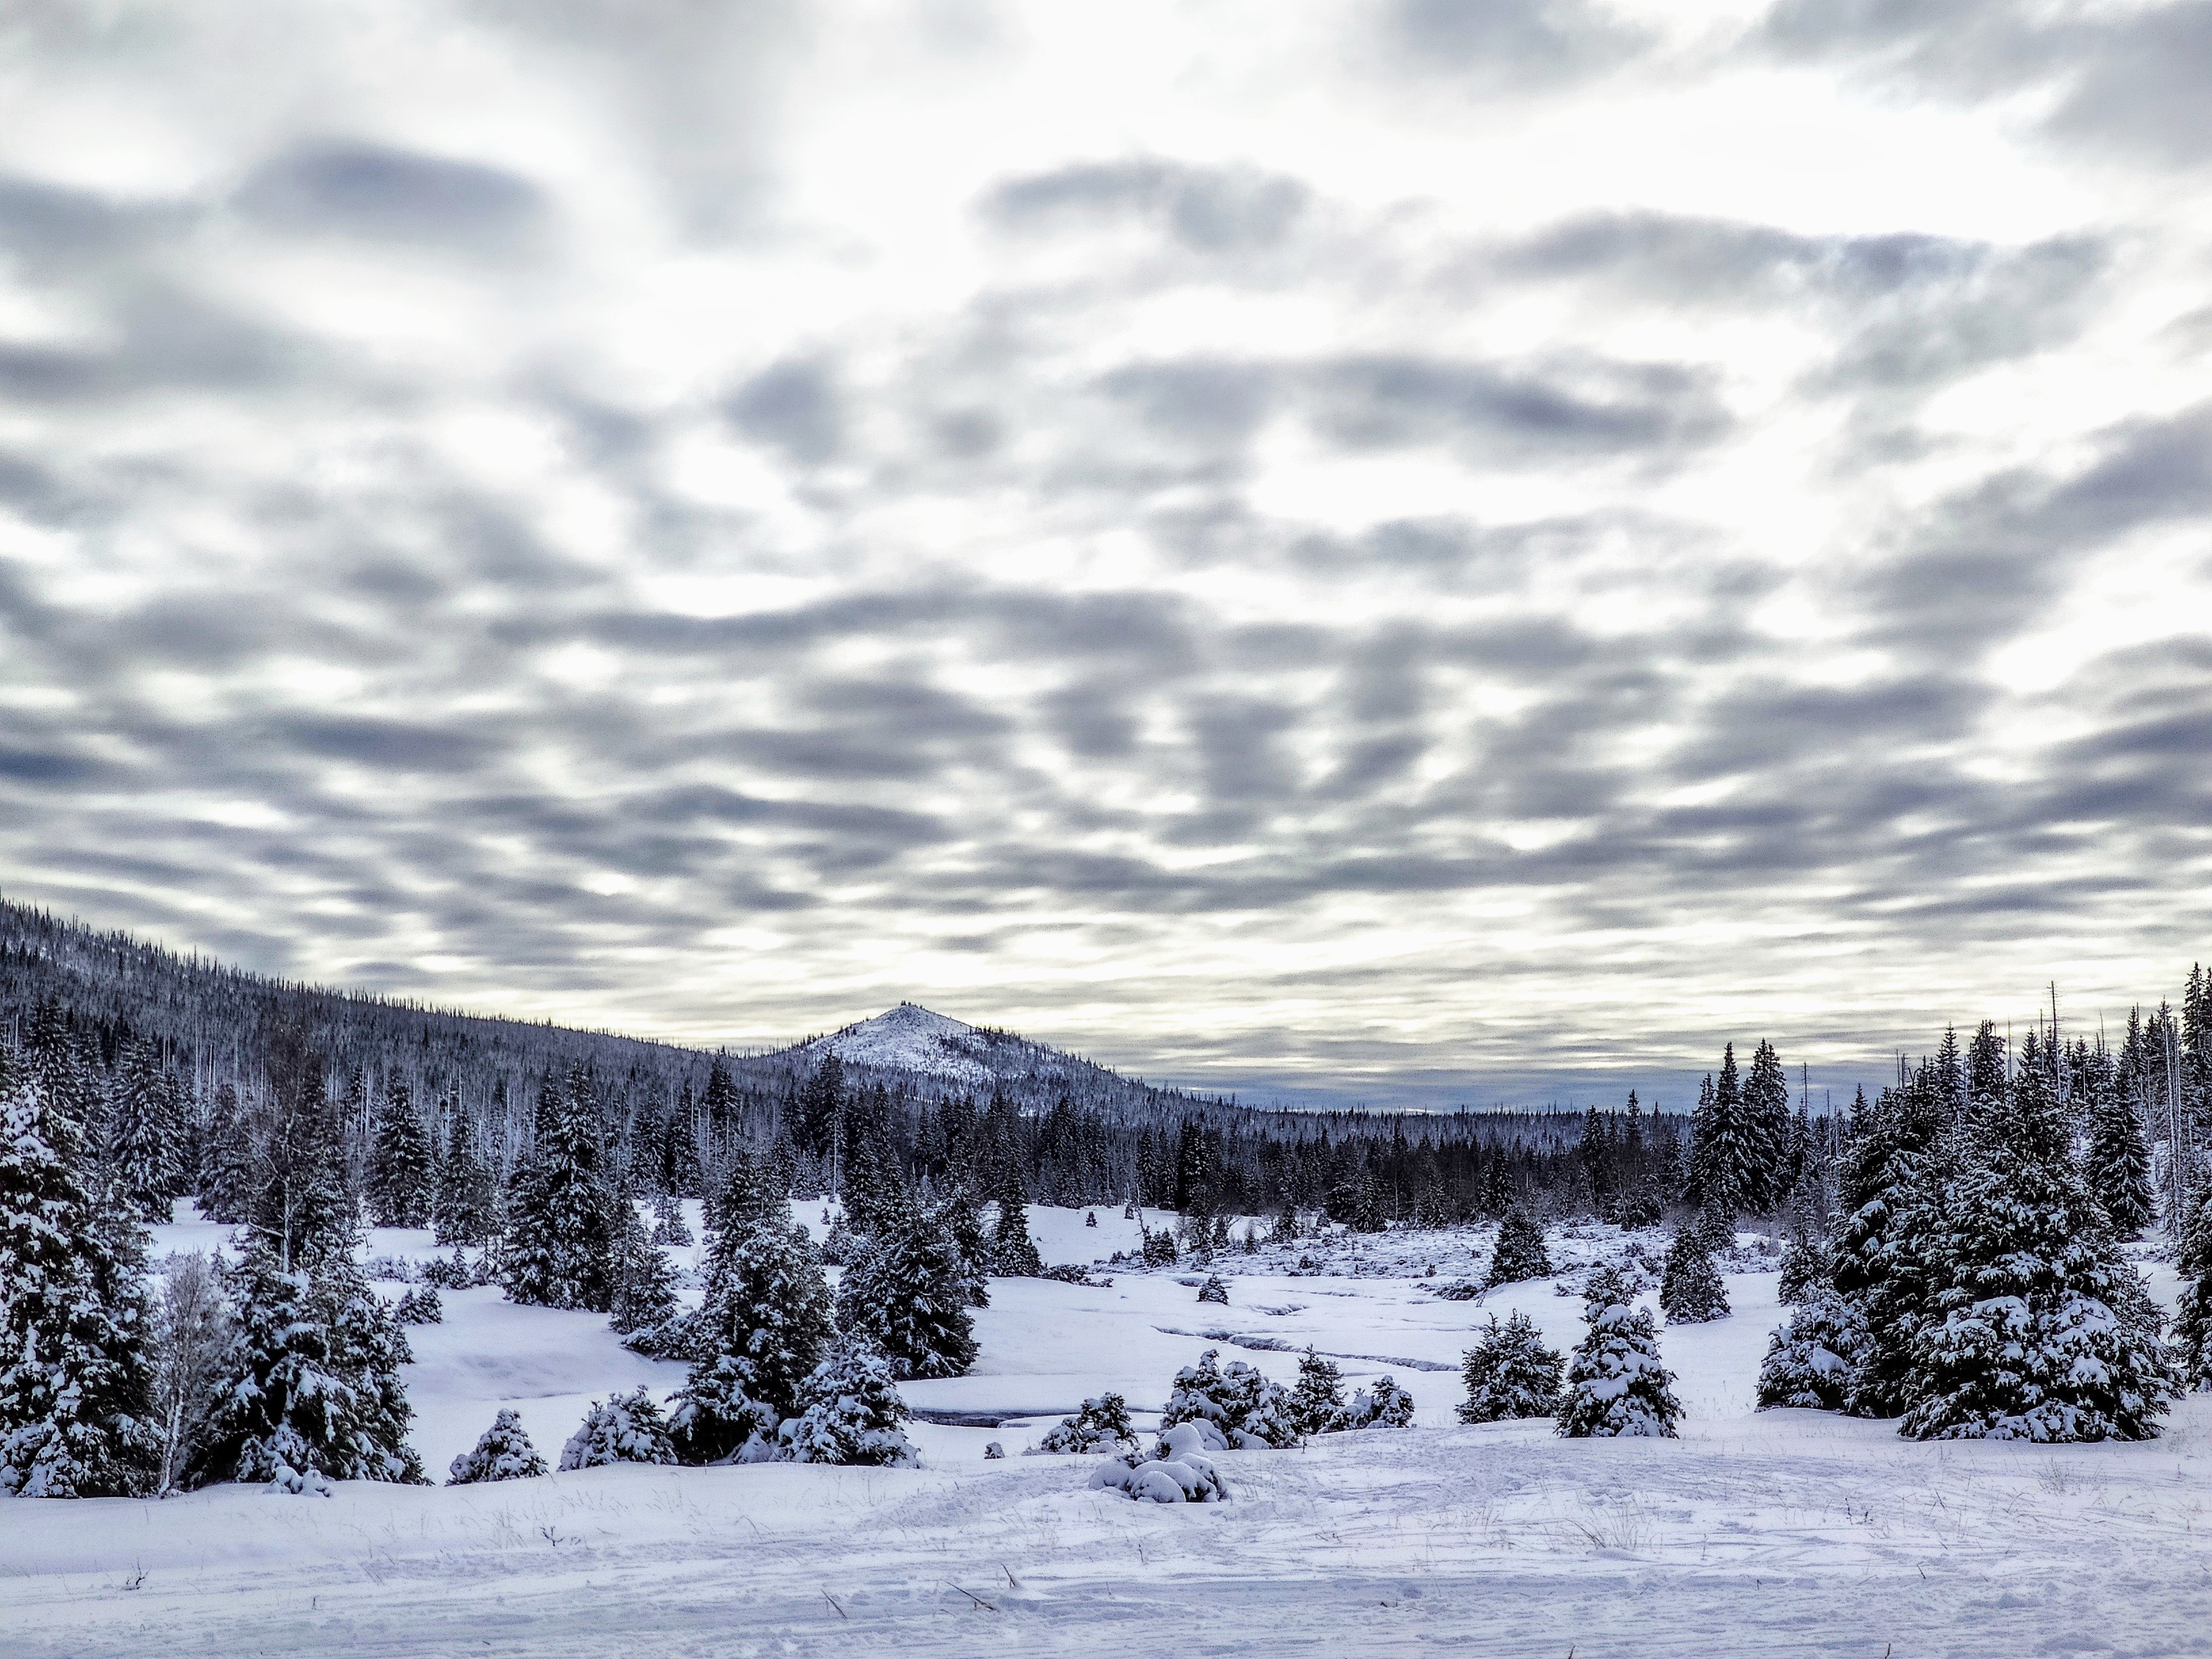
[3,896,2206,1236]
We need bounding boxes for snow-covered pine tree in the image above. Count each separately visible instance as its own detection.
[1557,1265,1681,1439]
[1197,1274,1229,1304]
[0,1075,162,1497]
[432,1104,500,1247]
[560,1388,676,1469]
[1776,1235,1827,1305]
[394,1286,443,1324]
[775,1338,919,1467]
[608,1194,681,1349]
[834,1204,979,1380]
[1287,1345,1348,1435]
[669,1216,836,1462]
[1755,1286,1868,1411]
[2079,1047,2153,1240]
[1689,1044,1758,1222]
[1161,1348,1300,1448]
[1742,1040,1792,1213]
[195,1248,373,1488]
[1457,1311,1565,1422]
[1032,1391,1137,1454]
[931,1191,991,1307]
[1901,1061,2179,1443]
[2172,1189,2212,1389]
[447,1408,548,1483]
[319,1250,428,1484]
[367,1079,434,1229]
[1343,1374,1415,1429]
[1659,1223,1729,1323]
[649,1189,693,1247]
[244,1026,357,1273]
[989,1179,1044,1277]
[1486,1204,1551,1287]
[195,1082,255,1225]
[1830,1072,1944,1417]
[104,1036,181,1223]
[501,1068,615,1311]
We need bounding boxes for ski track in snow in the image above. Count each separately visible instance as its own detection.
[6,1204,2209,1656]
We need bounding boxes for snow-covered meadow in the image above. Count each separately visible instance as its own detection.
[5,1205,2211,1657]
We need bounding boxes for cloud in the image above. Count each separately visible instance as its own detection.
[236,139,548,251]
[1382,0,1654,88]
[724,356,845,464]
[985,158,1313,252]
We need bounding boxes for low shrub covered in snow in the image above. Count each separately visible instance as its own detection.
[559,1388,677,1470]
[447,1409,548,1483]
[1343,1374,1416,1430]
[1031,1392,1138,1454]
[1088,1421,1228,1504]
[1459,1311,1565,1422]
[1162,1349,1300,1448]
[394,1287,443,1325]
[1558,1265,1681,1439]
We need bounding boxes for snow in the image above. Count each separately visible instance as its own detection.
[797,1002,1002,1085]
[8,1204,2210,1654]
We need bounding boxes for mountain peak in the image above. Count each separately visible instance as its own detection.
[802,1002,998,1084]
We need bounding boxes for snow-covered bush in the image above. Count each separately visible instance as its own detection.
[1432,1280,1484,1302]
[559,1388,677,1470]
[1776,1235,1828,1306]
[1031,1391,1138,1454]
[1088,1422,1228,1504]
[1659,1227,1729,1324]
[1756,1288,1868,1412]
[668,1354,778,1465]
[1141,1229,1179,1267]
[1161,1349,1300,1448]
[394,1286,443,1325]
[1343,1375,1416,1429]
[419,1250,492,1290]
[1486,1207,1552,1288]
[1557,1265,1681,1439]
[1458,1311,1565,1422]
[984,1441,1004,1459]
[1197,1275,1229,1305]
[447,1409,548,1483]
[775,1339,920,1468]
[263,1457,333,1496]
[362,1254,419,1284]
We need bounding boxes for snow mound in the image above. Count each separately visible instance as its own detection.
[800,1004,1000,1086]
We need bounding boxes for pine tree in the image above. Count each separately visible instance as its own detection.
[447,1409,548,1483]
[1776,1235,1826,1305]
[1161,1349,1300,1448]
[936,1190,991,1306]
[501,1068,615,1311]
[1659,1223,1730,1324]
[1742,1040,1791,1212]
[608,1196,681,1347]
[432,1104,500,1247]
[775,1338,919,1467]
[1689,1045,1757,1221]
[105,1036,180,1223]
[1901,1063,2178,1442]
[1458,1311,1565,1422]
[670,1217,836,1461]
[1033,1391,1137,1454]
[319,1250,428,1484]
[246,1027,357,1273]
[990,1180,1044,1276]
[835,1205,979,1380]
[367,1079,434,1229]
[2080,1048,2153,1240]
[1486,1205,1551,1287]
[560,1388,676,1469]
[0,1076,161,1497]
[1557,1265,1681,1439]
[1343,1375,1416,1429]
[1756,1286,1868,1412]
[2175,1189,2212,1390]
[1287,1345,1348,1435]
[1829,1076,1942,1417]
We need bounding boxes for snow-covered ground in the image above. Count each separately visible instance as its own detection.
[5,1206,2210,1656]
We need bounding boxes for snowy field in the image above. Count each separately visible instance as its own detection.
[5,1205,2211,1656]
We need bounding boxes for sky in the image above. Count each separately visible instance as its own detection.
[1,0,2209,1109]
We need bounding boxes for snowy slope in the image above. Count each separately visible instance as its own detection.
[798,1002,1002,1086]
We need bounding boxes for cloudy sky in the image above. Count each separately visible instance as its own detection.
[3,0,2208,1107]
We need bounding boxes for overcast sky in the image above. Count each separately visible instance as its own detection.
[3,0,2208,1107]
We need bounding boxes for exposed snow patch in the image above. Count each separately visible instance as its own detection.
[798,1004,1005,1086]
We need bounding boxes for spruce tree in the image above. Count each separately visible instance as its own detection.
[319,1249,428,1483]
[775,1338,919,1467]
[1485,1204,1551,1287]
[196,1082,254,1225]
[1743,1040,1792,1212]
[835,1204,979,1380]
[1829,1076,1942,1416]
[607,1195,681,1348]
[1557,1265,1681,1439]
[501,1068,615,1311]
[1458,1311,1565,1422]
[1689,1045,1757,1221]
[990,1179,1044,1276]
[1756,1287,1868,1412]
[1033,1391,1137,1454]
[670,1217,836,1461]
[1901,1063,2178,1442]
[1287,1345,1348,1436]
[432,1105,500,1247]
[1659,1223,1730,1323]
[247,1027,356,1273]
[2080,1050,2153,1240]
[105,1036,180,1223]
[367,1079,434,1229]
[0,1076,161,1497]
[560,1388,676,1469]
[2173,1189,2212,1390]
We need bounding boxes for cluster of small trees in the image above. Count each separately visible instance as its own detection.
[1758,1021,2186,1441]
[1456,1273,1683,1438]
